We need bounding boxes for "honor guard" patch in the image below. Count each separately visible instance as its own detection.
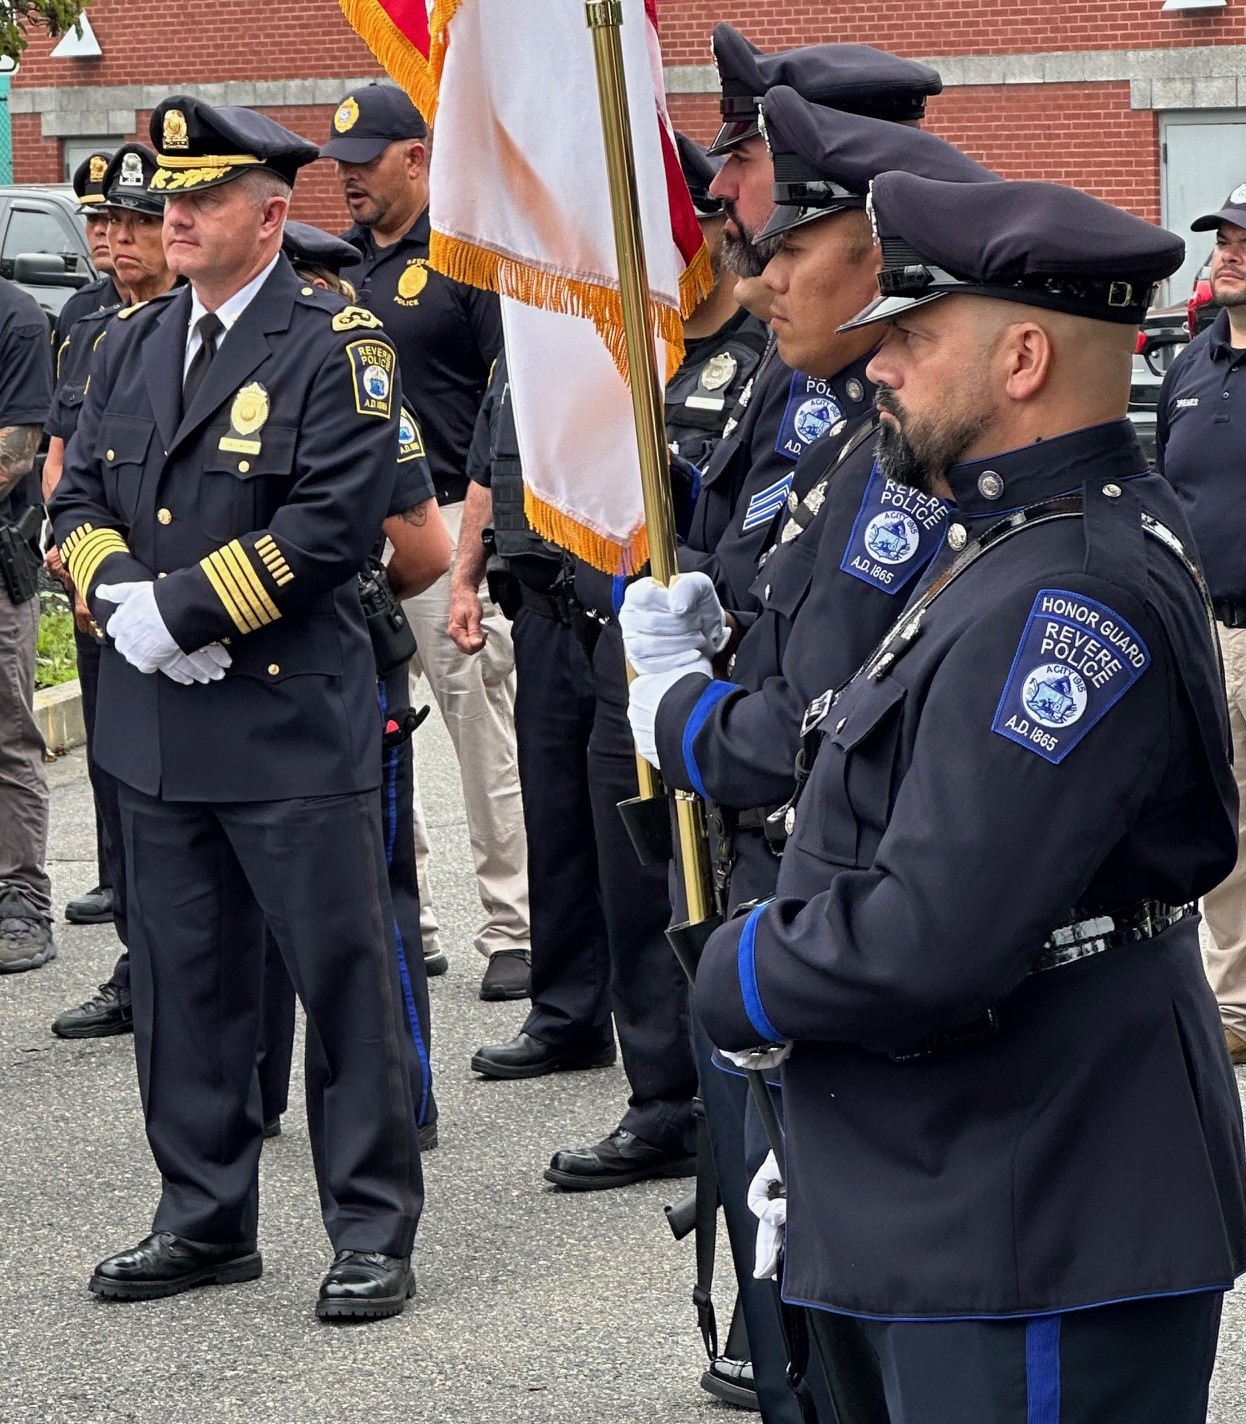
[992,589,1150,764]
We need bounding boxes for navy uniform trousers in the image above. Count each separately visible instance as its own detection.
[117,776,424,1254]
[591,623,697,1156]
[260,657,437,1137]
[511,605,613,1050]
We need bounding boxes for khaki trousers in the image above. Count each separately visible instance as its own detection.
[404,499,529,959]
[0,593,50,920]
[1203,622,1246,1034]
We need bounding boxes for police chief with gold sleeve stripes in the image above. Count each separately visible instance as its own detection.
[49,96,424,1322]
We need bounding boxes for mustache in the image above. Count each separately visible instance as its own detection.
[874,383,905,422]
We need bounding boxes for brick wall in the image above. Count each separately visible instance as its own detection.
[670,81,1161,224]
[654,0,1245,63]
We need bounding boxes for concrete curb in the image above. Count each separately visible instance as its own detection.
[36,678,85,755]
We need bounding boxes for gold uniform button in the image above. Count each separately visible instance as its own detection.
[238,459,251,473]
[157,508,172,525]
[267,663,280,676]
[105,448,115,461]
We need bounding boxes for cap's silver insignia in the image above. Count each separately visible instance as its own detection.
[865,185,881,248]
[119,152,145,188]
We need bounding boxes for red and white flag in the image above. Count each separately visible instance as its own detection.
[337,0,440,132]
[340,0,710,572]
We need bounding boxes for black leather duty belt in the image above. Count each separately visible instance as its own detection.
[1213,600,1246,629]
[891,899,1194,1062]
[518,582,574,625]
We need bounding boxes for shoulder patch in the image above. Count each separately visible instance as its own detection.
[397,406,426,461]
[775,371,842,463]
[991,589,1150,765]
[346,338,396,419]
[332,304,384,333]
[840,463,949,595]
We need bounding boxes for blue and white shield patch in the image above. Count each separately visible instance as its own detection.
[775,372,843,463]
[991,589,1150,764]
[741,471,795,532]
[840,464,949,595]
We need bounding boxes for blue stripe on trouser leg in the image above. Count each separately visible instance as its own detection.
[1026,1315,1061,1424]
[377,679,431,1125]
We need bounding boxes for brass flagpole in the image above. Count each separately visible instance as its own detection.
[583,0,714,936]
[582,8,892,1422]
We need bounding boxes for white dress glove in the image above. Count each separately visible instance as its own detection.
[747,1149,787,1281]
[97,582,230,683]
[721,1042,793,1071]
[627,660,710,766]
[619,573,730,675]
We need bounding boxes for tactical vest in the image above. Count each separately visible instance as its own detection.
[490,369,563,565]
[665,314,769,470]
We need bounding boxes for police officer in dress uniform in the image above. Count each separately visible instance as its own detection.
[323,83,529,1001]
[686,27,942,616]
[256,218,452,1151]
[51,152,125,363]
[621,96,994,1423]
[1156,186,1246,1068]
[46,144,179,1040]
[687,174,1246,1421]
[538,139,764,1188]
[50,98,422,1321]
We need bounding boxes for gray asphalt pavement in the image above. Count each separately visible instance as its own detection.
[1,710,1243,1422]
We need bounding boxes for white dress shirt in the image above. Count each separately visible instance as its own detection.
[183,250,282,377]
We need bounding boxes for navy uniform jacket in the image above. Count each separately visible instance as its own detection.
[1156,306,1246,603]
[47,302,127,442]
[50,258,400,803]
[51,274,123,364]
[343,211,501,505]
[656,430,948,909]
[682,347,875,616]
[696,420,1246,1318]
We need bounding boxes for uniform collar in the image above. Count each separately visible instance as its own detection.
[1206,305,1246,364]
[345,206,431,261]
[945,419,1148,518]
[826,349,876,418]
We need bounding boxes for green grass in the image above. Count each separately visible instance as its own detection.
[36,590,78,691]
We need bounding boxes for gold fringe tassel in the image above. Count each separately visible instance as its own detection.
[337,0,443,123]
[431,229,689,385]
[524,485,650,576]
[678,242,714,319]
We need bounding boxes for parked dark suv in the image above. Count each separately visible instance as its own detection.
[0,185,96,322]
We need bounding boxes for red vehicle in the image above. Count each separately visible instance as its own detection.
[1187,253,1219,336]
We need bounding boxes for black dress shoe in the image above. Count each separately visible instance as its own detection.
[51,981,133,1039]
[263,1115,282,1139]
[471,1031,616,1080]
[64,885,115,926]
[544,1128,696,1191]
[478,947,531,1001]
[418,1120,438,1152]
[423,948,449,977]
[317,1251,415,1321]
[89,1232,262,1301]
[701,1357,758,1411]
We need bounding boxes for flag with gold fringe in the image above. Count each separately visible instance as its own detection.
[339,0,711,573]
[336,0,442,130]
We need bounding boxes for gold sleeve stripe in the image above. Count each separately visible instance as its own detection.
[202,549,261,634]
[255,534,294,586]
[61,521,95,554]
[219,541,281,625]
[65,528,131,594]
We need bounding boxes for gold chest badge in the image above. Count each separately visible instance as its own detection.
[220,382,269,456]
[334,97,360,134]
[88,155,108,184]
[162,109,190,151]
[395,259,429,306]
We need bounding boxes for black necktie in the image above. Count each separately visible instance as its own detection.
[183,311,224,412]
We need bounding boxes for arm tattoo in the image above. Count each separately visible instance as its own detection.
[399,501,430,527]
[0,426,41,500]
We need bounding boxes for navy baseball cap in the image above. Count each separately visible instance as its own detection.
[282,220,359,274]
[149,96,318,194]
[320,84,428,164]
[841,173,1185,330]
[72,151,113,209]
[756,87,997,241]
[709,24,943,155]
[676,132,723,217]
[101,144,164,217]
[1190,184,1246,233]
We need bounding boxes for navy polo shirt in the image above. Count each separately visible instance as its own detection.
[0,274,54,518]
[343,210,502,506]
[1157,307,1246,604]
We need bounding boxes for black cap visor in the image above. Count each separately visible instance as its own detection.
[1191,205,1246,233]
[757,184,864,241]
[104,193,164,217]
[318,133,396,164]
[708,116,761,157]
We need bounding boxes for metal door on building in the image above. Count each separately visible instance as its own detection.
[1161,110,1246,307]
